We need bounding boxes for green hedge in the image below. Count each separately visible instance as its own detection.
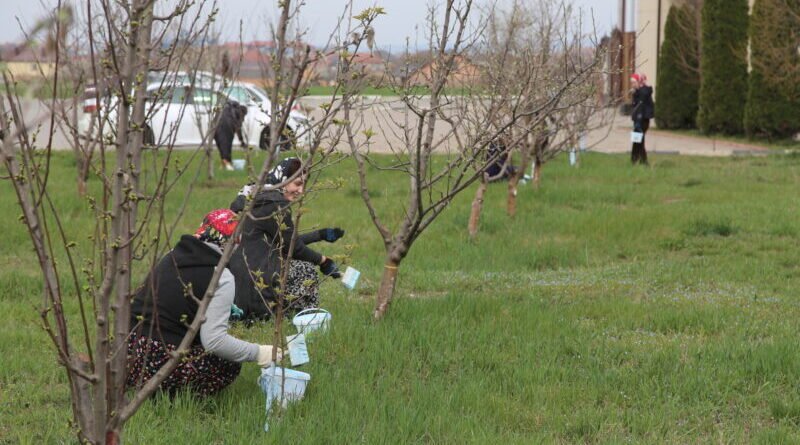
[697,0,749,135]
[655,5,699,130]
[744,0,800,139]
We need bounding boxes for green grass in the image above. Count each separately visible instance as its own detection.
[4,150,800,443]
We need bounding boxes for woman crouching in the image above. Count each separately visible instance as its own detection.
[229,157,344,319]
[127,209,282,397]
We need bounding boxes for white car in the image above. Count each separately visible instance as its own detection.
[80,79,310,151]
[221,82,311,149]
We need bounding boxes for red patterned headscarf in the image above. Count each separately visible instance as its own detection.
[194,209,238,247]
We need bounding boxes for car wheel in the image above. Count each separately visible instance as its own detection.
[259,126,295,152]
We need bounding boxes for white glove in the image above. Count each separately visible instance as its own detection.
[257,345,284,367]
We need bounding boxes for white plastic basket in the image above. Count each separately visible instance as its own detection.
[292,308,331,334]
[259,365,311,431]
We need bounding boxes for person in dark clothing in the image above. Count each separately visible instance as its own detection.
[484,136,517,181]
[630,73,654,165]
[127,209,282,397]
[229,157,344,319]
[215,100,248,171]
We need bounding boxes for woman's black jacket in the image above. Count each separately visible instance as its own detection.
[229,190,322,319]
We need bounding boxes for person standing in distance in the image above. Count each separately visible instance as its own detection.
[630,73,654,165]
[215,100,248,171]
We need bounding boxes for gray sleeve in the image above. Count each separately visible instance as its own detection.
[200,269,260,363]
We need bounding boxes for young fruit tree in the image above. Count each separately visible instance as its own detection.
[0,1,237,441]
[0,0,367,441]
[341,0,607,318]
[227,1,379,368]
[465,0,612,232]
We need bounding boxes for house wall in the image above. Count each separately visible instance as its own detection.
[2,61,55,79]
[634,0,672,88]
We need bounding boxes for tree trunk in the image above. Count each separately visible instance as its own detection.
[373,257,400,319]
[506,130,531,218]
[532,156,542,189]
[206,145,214,180]
[77,172,87,196]
[468,177,487,238]
[506,174,519,217]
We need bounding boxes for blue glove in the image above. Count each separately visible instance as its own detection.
[319,227,345,243]
[320,258,342,278]
[230,303,244,320]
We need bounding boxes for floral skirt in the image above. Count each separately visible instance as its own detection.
[126,332,241,397]
[285,260,320,312]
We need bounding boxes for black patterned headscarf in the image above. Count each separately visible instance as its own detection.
[267,157,303,185]
[235,158,304,201]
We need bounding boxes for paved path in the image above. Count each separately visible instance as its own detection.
[584,116,771,157]
[15,97,774,157]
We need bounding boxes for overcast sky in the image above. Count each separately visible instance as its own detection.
[2,0,618,48]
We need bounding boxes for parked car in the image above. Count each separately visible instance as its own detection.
[79,76,310,151]
[220,81,311,150]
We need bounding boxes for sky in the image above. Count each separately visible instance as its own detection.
[1,0,619,48]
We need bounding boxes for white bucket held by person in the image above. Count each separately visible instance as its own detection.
[259,365,311,431]
[292,308,331,334]
[630,131,644,144]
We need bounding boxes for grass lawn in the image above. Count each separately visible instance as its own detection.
[3,150,800,443]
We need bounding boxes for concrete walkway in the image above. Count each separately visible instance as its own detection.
[585,118,771,157]
[16,96,776,157]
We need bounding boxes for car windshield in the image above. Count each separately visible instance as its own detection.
[147,86,191,104]
[246,84,269,101]
[223,86,260,105]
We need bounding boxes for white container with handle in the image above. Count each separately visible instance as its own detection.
[292,308,331,335]
[259,365,311,431]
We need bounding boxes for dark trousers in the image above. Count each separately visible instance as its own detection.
[214,127,234,162]
[631,119,650,165]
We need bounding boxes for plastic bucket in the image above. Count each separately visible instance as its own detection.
[630,131,644,143]
[232,159,246,170]
[292,308,331,334]
[259,365,311,431]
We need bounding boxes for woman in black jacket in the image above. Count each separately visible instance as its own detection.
[630,73,654,165]
[127,209,282,396]
[229,157,344,319]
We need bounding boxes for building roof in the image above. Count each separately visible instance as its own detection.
[0,43,54,63]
